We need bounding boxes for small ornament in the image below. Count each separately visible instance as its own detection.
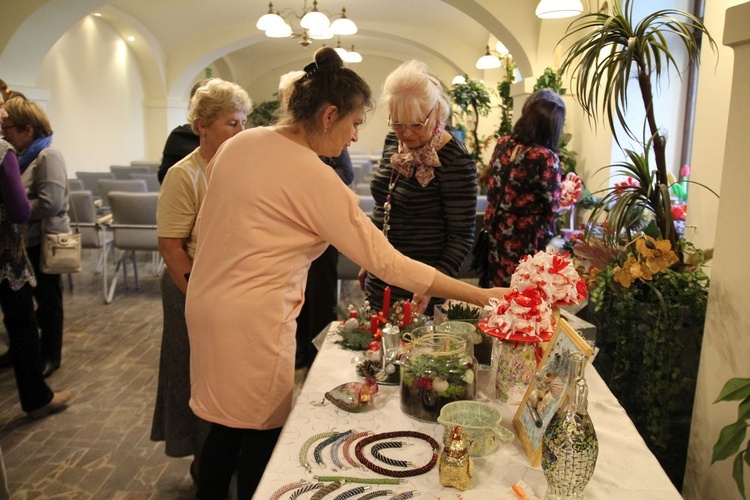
[324,378,379,413]
[438,425,474,491]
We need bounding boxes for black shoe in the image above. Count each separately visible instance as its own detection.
[0,351,11,369]
[42,360,60,378]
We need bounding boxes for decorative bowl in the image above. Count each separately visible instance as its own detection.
[437,401,514,456]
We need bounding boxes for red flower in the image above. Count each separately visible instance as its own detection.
[412,376,433,391]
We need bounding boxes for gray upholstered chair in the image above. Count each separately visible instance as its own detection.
[128,172,160,192]
[68,190,114,299]
[105,191,161,304]
[67,178,85,192]
[110,165,149,180]
[97,178,148,209]
[75,171,115,198]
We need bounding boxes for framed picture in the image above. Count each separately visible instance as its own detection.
[512,317,593,466]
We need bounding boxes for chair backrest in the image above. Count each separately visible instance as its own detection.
[75,171,115,197]
[108,192,159,251]
[128,172,160,192]
[358,195,375,215]
[476,195,488,214]
[97,178,148,207]
[110,165,149,180]
[130,160,160,169]
[69,190,107,248]
[67,178,85,192]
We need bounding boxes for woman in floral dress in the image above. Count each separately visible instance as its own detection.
[483,89,565,287]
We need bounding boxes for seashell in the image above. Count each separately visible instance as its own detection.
[548,376,564,398]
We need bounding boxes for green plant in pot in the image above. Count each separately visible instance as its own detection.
[450,76,493,191]
[557,0,716,489]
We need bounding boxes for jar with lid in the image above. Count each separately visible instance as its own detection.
[400,332,477,422]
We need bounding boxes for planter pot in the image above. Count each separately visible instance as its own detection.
[590,284,707,490]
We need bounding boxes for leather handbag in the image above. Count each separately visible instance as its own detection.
[470,229,490,277]
[40,232,82,274]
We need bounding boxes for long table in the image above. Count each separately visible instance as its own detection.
[254,323,681,499]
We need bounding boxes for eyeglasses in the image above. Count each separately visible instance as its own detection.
[388,104,437,133]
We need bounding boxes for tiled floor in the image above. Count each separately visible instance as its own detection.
[0,254,365,499]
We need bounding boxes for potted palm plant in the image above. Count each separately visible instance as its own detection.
[557,0,716,489]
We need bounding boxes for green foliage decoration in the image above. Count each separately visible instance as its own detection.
[248,98,280,128]
[712,378,750,499]
[496,55,517,138]
[558,0,717,252]
[533,67,566,95]
[449,76,493,166]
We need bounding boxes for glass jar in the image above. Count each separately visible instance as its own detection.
[434,302,493,368]
[400,333,477,422]
[435,321,481,359]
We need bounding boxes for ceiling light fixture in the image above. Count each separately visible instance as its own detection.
[343,45,362,63]
[257,1,357,47]
[535,0,583,19]
[475,46,502,70]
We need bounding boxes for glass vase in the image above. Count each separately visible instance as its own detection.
[541,352,598,499]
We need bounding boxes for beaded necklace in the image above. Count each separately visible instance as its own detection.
[354,431,439,477]
[382,169,400,238]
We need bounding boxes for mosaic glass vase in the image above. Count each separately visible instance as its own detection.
[541,352,598,499]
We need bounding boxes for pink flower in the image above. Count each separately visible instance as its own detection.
[680,164,691,178]
[614,177,640,193]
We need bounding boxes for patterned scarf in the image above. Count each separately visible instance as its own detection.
[18,135,52,174]
[390,128,442,187]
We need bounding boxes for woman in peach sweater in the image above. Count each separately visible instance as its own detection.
[185,47,506,499]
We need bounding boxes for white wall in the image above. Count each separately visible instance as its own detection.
[686,0,743,254]
[36,16,147,172]
[683,3,750,498]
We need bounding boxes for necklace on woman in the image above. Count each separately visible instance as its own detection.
[382,168,400,238]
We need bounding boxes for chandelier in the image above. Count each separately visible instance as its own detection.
[257,1,358,47]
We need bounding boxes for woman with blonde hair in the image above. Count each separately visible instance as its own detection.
[150,78,252,481]
[0,93,70,419]
[2,96,71,379]
[360,60,478,314]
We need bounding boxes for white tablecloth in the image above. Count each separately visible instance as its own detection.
[254,323,681,499]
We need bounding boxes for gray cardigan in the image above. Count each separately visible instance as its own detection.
[20,147,71,248]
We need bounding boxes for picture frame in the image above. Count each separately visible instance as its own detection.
[512,317,593,467]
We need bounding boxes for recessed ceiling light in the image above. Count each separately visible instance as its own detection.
[127,36,135,42]
[93,12,102,17]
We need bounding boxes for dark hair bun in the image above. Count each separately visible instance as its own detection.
[314,47,344,71]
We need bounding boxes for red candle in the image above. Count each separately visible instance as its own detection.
[370,314,379,335]
[402,300,411,328]
[350,310,358,319]
[383,286,391,317]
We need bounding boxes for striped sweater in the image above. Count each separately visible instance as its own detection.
[366,131,478,313]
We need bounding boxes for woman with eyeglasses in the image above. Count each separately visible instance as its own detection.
[2,96,71,380]
[0,92,70,419]
[360,60,478,314]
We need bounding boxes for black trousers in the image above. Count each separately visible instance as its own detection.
[0,281,53,412]
[295,245,338,369]
[26,244,64,364]
[196,423,281,500]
